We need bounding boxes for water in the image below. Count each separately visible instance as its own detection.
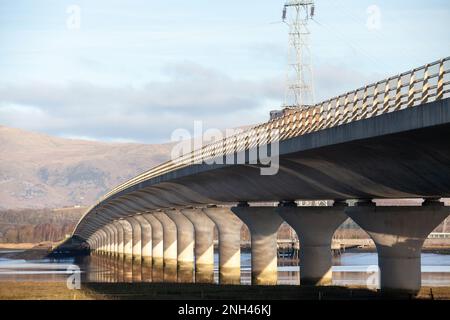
[1,250,450,287]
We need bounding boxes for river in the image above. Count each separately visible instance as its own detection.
[1,250,450,288]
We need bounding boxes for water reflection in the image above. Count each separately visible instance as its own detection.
[1,250,450,287]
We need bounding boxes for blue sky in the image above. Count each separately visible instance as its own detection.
[0,0,449,143]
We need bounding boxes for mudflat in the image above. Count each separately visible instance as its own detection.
[1,281,449,300]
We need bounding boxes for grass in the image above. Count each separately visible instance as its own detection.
[2,281,449,300]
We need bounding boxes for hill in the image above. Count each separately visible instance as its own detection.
[0,125,173,209]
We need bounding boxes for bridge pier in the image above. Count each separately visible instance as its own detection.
[134,215,153,262]
[118,219,133,261]
[143,213,164,282]
[113,220,124,258]
[126,217,142,261]
[106,223,118,257]
[346,199,450,294]
[91,234,98,253]
[277,201,348,285]
[126,217,142,282]
[153,211,178,282]
[98,229,108,255]
[181,208,216,283]
[204,206,243,285]
[104,224,115,257]
[232,203,284,285]
[164,209,195,283]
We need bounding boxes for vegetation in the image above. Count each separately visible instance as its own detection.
[0,207,85,243]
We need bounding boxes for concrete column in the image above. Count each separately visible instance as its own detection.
[346,199,450,294]
[143,214,163,266]
[89,236,96,252]
[104,225,115,256]
[203,206,243,285]
[113,220,124,257]
[153,211,178,282]
[126,216,142,261]
[98,229,107,254]
[109,223,119,257]
[126,217,143,282]
[277,201,348,285]
[103,224,113,256]
[91,235,97,253]
[164,209,195,283]
[232,203,284,285]
[118,219,133,260]
[134,215,153,262]
[181,208,216,283]
[106,226,114,255]
[143,213,164,282]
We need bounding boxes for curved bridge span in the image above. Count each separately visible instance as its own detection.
[73,58,450,294]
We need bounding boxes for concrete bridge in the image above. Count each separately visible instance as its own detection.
[73,57,450,294]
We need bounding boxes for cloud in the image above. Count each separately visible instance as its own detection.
[0,59,391,144]
[0,61,284,143]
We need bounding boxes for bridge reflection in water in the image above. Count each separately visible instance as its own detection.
[81,252,450,287]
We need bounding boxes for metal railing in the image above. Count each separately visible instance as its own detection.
[97,57,450,206]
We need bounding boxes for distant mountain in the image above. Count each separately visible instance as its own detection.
[0,125,173,209]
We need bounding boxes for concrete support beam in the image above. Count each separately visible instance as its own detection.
[232,203,284,285]
[118,219,133,260]
[203,206,243,285]
[126,216,142,261]
[277,201,348,285]
[181,208,216,283]
[346,199,450,294]
[134,215,153,262]
[164,209,195,283]
[153,211,178,282]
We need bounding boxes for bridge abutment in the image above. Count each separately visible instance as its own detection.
[232,203,284,285]
[164,209,195,283]
[346,199,450,294]
[203,206,243,285]
[277,201,348,285]
[181,208,216,283]
[153,211,178,282]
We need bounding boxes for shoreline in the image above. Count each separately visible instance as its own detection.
[0,242,55,260]
[0,281,449,300]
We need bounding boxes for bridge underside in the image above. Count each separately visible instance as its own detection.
[163,123,450,203]
[100,98,450,212]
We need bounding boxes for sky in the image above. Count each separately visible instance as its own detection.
[0,0,449,143]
